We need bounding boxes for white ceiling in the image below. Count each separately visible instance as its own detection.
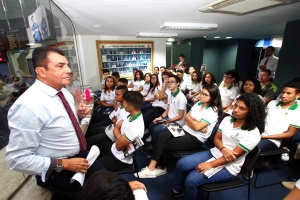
[53,0,300,40]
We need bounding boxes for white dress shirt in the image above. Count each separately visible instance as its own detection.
[258,55,279,77]
[6,80,80,182]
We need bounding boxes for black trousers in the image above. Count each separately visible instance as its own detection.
[150,131,203,167]
[142,104,165,129]
[36,150,106,200]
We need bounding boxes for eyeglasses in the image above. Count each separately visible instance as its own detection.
[167,81,176,84]
[200,92,210,97]
[223,76,232,79]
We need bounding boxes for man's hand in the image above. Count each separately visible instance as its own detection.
[77,102,90,119]
[62,158,90,173]
[111,116,117,124]
[196,162,213,173]
[259,65,267,70]
[128,181,147,192]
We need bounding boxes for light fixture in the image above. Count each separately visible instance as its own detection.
[226,37,232,39]
[167,38,175,42]
[136,32,177,38]
[166,42,172,45]
[93,25,102,29]
[160,22,218,30]
[214,36,221,38]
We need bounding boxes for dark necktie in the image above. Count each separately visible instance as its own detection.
[57,91,87,150]
[264,57,269,65]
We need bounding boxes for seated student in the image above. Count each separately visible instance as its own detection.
[86,85,128,139]
[101,69,110,91]
[118,78,129,87]
[129,70,144,92]
[143,74,160,107]
[193,72,217,103]
[219,69,240,110]
[178,64,188,80]
[128,68,138,87]
[154,66,159,75]
[94,91,144,171]
[137,84,223,178]
[162,93,265,200]
[159,66,166,84]
[92,76,116,124]
[82,170,147,200]
[259,69,278,104]
[141,71,173,134]
[141,72,151,97]
[185,66,195,88]
[224,77,264,114]
[176,69,187,93]
[187,71,201,105]
[111,71,120,85]
[243,81,300,179]
[141,74,187,153]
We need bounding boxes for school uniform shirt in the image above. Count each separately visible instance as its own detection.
[183,102,218,142]
[141,82,150,95]
[179,80,187,92]
[167,89,187,126]
[262,100,300,147]
[132,80,145,91]
[145,86,159,101]
[210,116,260,176]
[190,81,201,93]
[152,87,171,110]
[111,112,144,164]
[185,74,192,90]
[100,89,115,104]
[219,84,239,106]
[100,78,106,91]
[106,105,129,141]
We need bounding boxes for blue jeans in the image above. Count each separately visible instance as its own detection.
[257,139,278,162]
[173,150,235,200]
[149,122,169,146]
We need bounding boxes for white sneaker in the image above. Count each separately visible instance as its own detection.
[156,167,167,177]
[146,135,152,142]
[134,167,156,178]
[144,129,149,134]
[281,153,289,161]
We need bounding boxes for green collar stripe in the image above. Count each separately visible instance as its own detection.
[198,102,210,109]
[298,98,300,100]
[230,117,235,122]
[290,124,300,129]
[276,101,298,110]
[217,128,222,132]
[201,118,210,125]
[238,143,250,153]
[227,84,233,89]
[120,105,124,109]
[127,111,142,122]
[172,88,180,97]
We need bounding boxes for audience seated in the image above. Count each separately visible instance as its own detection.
[137,84,222,179]
[161,93,265,200]
[186,71,201,105]
[176,69,187,93]
[259,69,278,104]
[143,74,160,107]
[219,69,240,111]
[94,91,144,171]
[193,72,217,103]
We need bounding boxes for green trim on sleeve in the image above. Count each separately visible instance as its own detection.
[124,134,132,142]
[201,118,210,125]
[290,124,300,129]
[217,128,222,132]
[238,143,250,153]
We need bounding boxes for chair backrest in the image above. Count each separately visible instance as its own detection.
[2,103,13,122]
[186,103,192,113]
[243,146,261,171]
[0,106,9,132]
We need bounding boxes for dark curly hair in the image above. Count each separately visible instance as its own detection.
[240,77,262,95]
[235,93,265,133]
[202,72,217,85]
[148,74,160,95]
[134,70,144,81]
[202,84,223,119]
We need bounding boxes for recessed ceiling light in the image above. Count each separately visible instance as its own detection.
[160,22,218,30]
[136,32,178,38]
[93,25,102,29]
[214,36,221,38]
[166,42,172,45]
[167,38,175,42]
[226,37,232,39]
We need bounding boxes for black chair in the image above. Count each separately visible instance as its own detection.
[254,131,299,188]
[0,106,10,149]
[199,146,261,200]
[115,152,141,182]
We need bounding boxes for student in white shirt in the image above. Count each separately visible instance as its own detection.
[143,73,160,106]
[129,70,144,92]
[219,70,239,110]
[176,69,187,93]
[162,93,265,200]
[137,84,223,178]
[187,71,201,105]
[141,72,151,97]
[101,69,110,91]
[153,66,159,75]
[193,72,217,103]
[95,91,144,171]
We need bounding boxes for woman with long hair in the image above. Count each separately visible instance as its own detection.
[187,71,201,105]
[130,70,144,92]
[143,73,160,106]
[193,72,217,104]
[141,72,151,97]
[162,93,265,200]
[136,84,223,179]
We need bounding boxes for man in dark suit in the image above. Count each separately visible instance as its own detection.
[176,54,188,71]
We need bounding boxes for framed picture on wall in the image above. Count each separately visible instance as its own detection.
[96,41,154,81]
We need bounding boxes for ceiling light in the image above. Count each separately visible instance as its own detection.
[226,37,232,39]
[136,32,177,38]
[167,38,175,42]
[93,25,102,29]
[166,42,172,45]
[160,22,218,30]
[214,36,221,38]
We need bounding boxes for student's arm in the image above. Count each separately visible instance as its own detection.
[166,109,184,123]
[261,126,298,140]
[144,96,156,102]
[185,111,209,131]
[153,105,169,124]
[222,99,234,110]
[113,120,123,139]
[135,85,143,92]
[224,104,233,113]
[100,100,113,107]
[115,133,131,151]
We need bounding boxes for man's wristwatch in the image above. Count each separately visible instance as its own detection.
[54,158,64,172]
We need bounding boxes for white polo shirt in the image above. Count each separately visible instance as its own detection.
[190,81,201,93]
[111,112,144,164]
[132,80,144,91]
[100,89,115,104]
[183,102,218,142]
[141,82,150,95]
[219,84,239,106]
[145,86,159,101]
[179,80,187,92]
[152,87,171,110]
[210,116,260,176]
[263,100,300,147]
[106,105,129,141]
[167,89,187,126]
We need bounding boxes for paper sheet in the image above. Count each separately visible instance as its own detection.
[70,145,100,186]
[133,189,149,200]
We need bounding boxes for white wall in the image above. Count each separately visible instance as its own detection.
[76,35,167,90]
